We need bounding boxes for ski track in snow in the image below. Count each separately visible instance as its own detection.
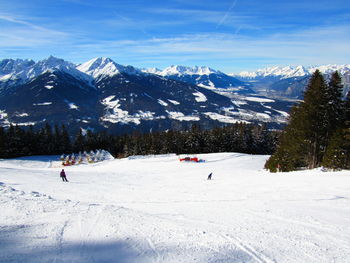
[1,153,350,262]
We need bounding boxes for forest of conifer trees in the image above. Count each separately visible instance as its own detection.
[0,122,278,159]
[265,70,350,172]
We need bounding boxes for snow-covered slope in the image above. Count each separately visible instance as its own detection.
[1,153,350,263]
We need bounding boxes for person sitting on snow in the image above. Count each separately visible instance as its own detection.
[60,169,69,182]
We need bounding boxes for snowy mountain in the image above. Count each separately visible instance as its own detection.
[0,58,35,81]
[0,70,99,127]
[233,64,350,98]
[0,56,93,94]
[77,57,140,80]
[0,57,293,133]
[234,64,350,80]
[144,65,219,76]
[142,65,253,94]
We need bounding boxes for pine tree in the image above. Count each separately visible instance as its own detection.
[0,126,5,158]
[326,71,344,126]
[73,128,85,152]
[324,71,344,148]
[265,105,308,172]
[60,124,71,153]
[85,130,96,151]
[53,125,62,154]
[265,70,332,171]
[302,70,331,168]
[322,128,349,169]
[322,91,350,169]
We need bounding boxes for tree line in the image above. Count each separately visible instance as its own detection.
[265,70,350,172]
[0,122,278,159]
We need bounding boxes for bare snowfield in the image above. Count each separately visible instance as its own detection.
[1,153,350,263]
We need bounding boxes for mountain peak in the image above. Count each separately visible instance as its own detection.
[0,56,92,85]
[141,65,220,76]
[36,56,75,70]
[162,65,218,76]
[0,58,35,77]
[234,64,350,79]
[77,57,140,79]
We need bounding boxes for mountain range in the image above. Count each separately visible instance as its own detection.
[2,56,347,135]
[232,65,350,98]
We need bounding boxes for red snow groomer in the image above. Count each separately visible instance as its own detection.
[179,156,203,162]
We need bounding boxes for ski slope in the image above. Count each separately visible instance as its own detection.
[1,153,350,263]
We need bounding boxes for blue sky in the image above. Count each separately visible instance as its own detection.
[0,0,349,72]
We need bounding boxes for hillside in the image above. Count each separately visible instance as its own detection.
[1,153,350,262]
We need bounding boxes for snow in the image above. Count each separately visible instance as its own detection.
[12,121,37,126]
[141,67,162,75]
[168,99,180,105]
[234,64,350,79]
[32,57,91,83]
[0,73,13,81]
[0,57,94,88]
[33,102,52,106]
[245,97,275,103]
[256,113,271,119]
[157,99,168,107]
[0,110,8,119]
[274,109,289,117]
[166,111,200,121]
[1,153,350,263]
[101,96,156,124]
[64,100,79,110]
[193,91,208,102]
[77,57,140,79]
[204,112,248,124]
[232,100,248,106]
[14,112,29,117]
[145,65,219,76]
[197,81,216,90]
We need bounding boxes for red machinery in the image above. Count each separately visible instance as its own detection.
[179,157,200,162]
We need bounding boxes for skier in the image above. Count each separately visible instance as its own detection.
[207,172,212,180]
[60,169,69,182]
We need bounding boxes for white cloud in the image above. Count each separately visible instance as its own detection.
[71,24,350,68]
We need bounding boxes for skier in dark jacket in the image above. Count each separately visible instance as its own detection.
[60,169,68,182]
[207,172,212,180]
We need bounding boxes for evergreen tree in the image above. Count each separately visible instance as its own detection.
[322,128,349,169]
[53,124,62,154]
[60,125,71,153]
[322,91,350,169]
[85,130,96,151]
[0,126,5,158]
[326,71,344,126]
[302,70,331,168]
[265,105,308,172]
[184,124,203,153]
[73,128,85,152]
[43,123,55,155]
[265,70,332,171]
